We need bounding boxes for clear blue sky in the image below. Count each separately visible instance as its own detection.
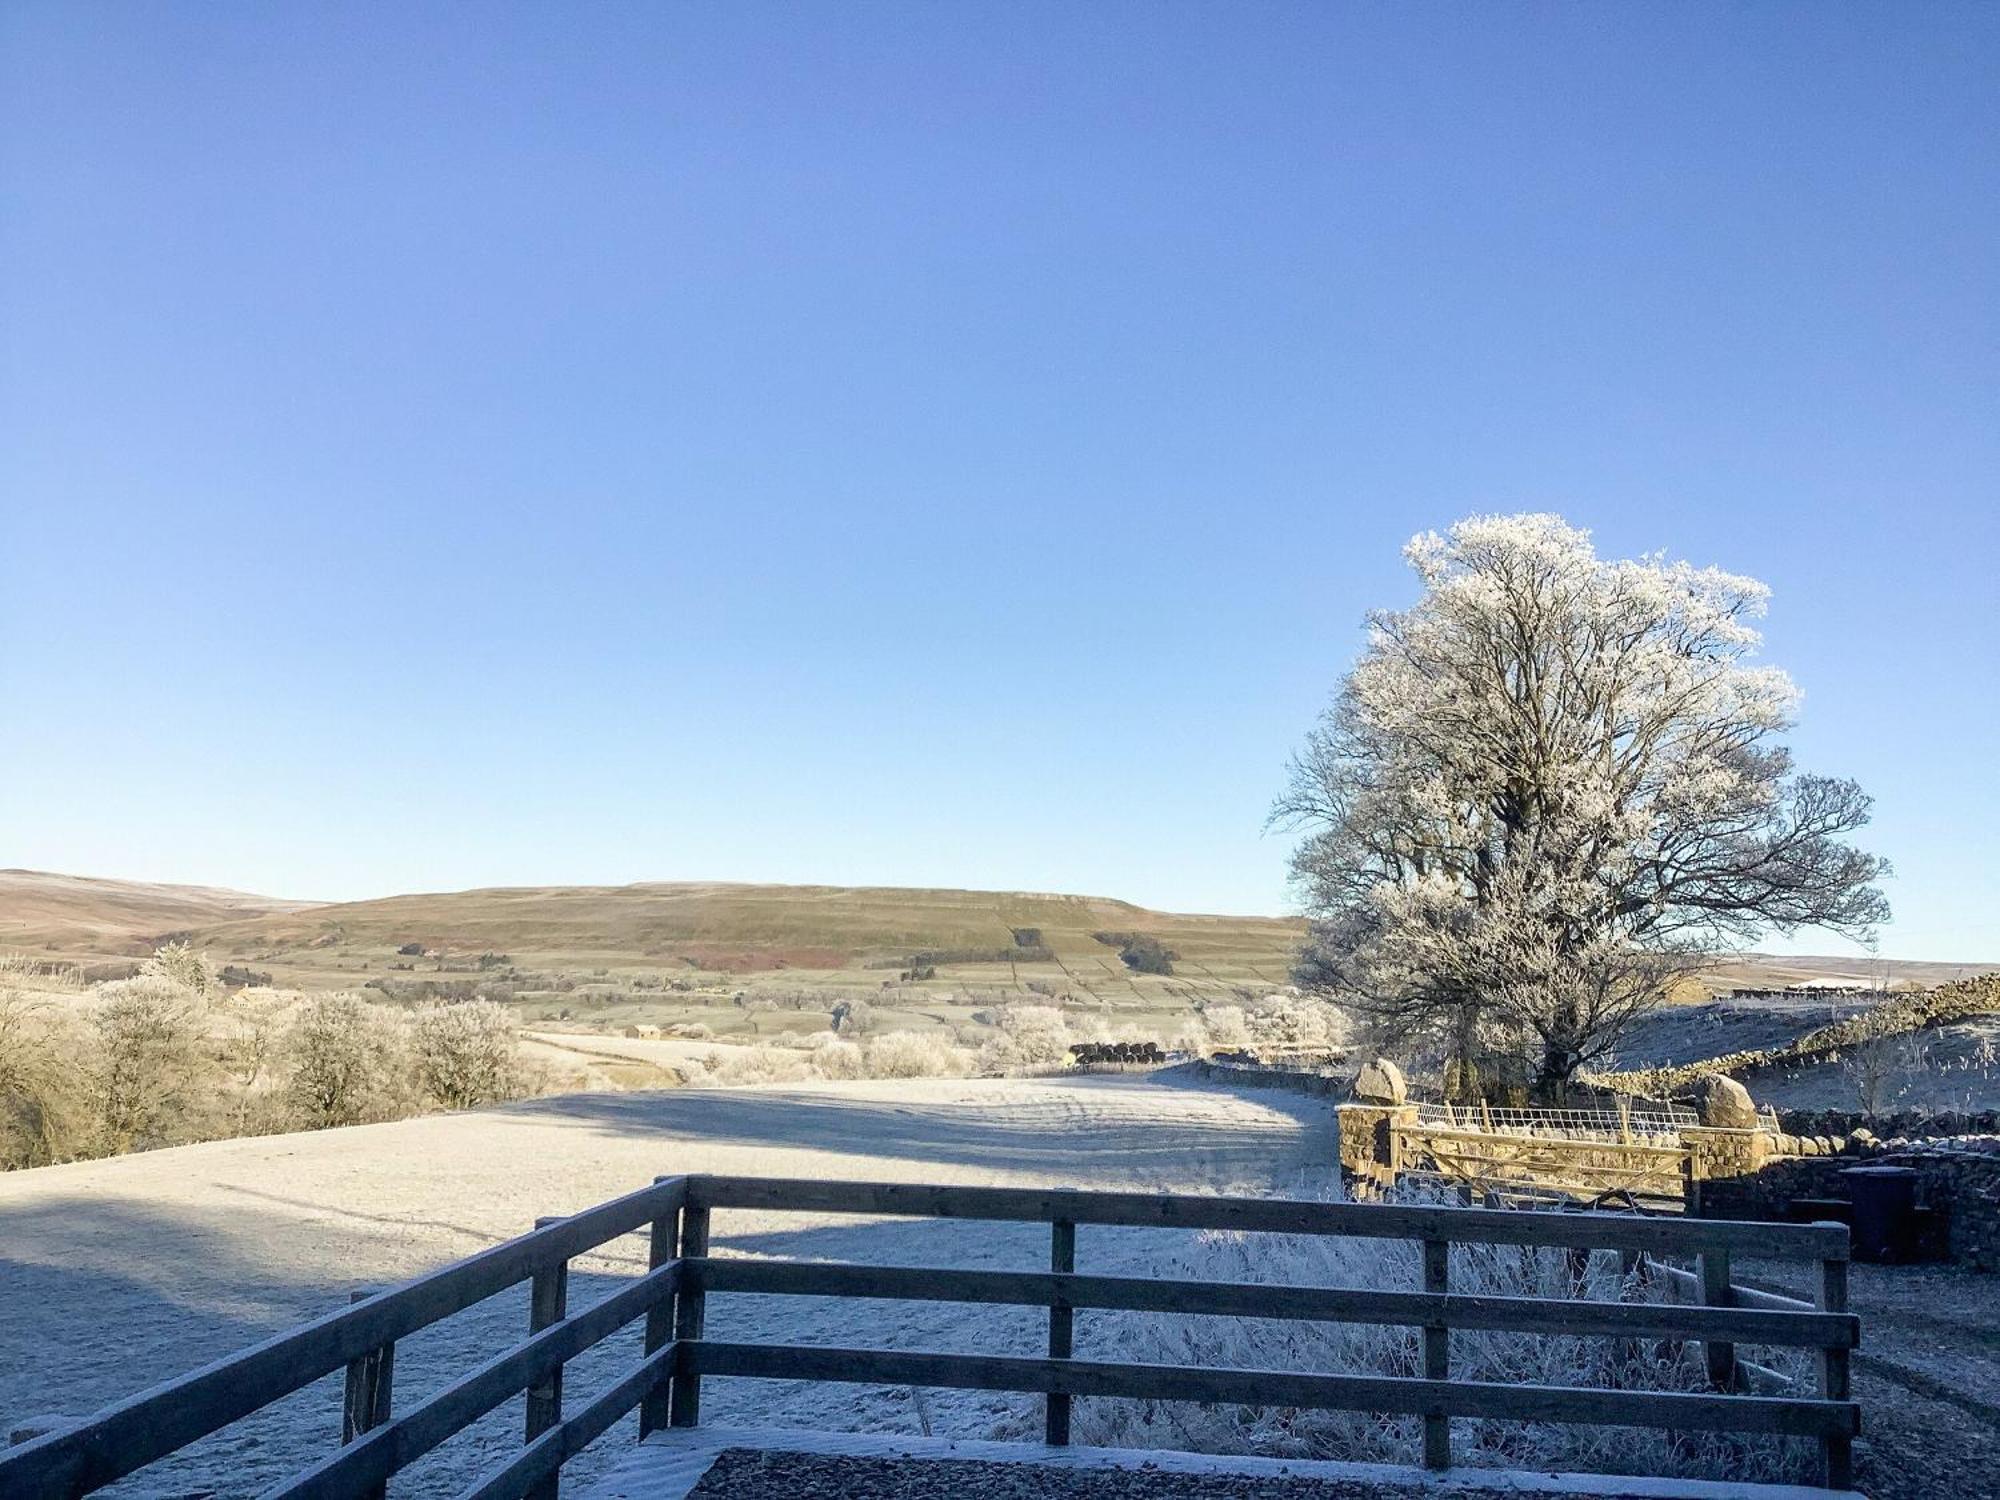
[3,4,1995,959]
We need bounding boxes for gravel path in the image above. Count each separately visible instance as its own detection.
[1741,1257,2000,1499]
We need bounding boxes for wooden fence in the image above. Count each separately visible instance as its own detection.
[0,1175,1861,1498]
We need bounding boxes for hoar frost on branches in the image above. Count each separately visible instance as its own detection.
[1273,514,1888,1100]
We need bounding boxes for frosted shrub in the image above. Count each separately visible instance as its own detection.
[141,941,218,996]
[1198,1004,1250,1050]
[0,990,95,1168]
[978,1005,1077,1074]
[807,1031,866,1080]
[0,953,83,992]
[1071,1186,1812,1483]
[997,1005,1072,1066]
[286,992,411,1127]
[219,987,292,1088]
[1245,993,1350,1054]
[977,1033,1025,1073]
[90,976,215,1152]
[711,1043,817,1087]
[863,1030,968,1079]
[217,985,309,1134]
[412,1001,526,1109]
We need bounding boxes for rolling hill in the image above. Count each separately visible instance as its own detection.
[183,880,1301,975]
[0,872,1308,1018]
[2,870,1986,1018]
[0,869,316,956]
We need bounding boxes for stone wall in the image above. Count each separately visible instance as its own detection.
[1696,1138,2000,1271]
[1191,1058,1349,1097]
[1218,1054,2000,1272]
[1773,1106,2000,1140]
[1682,1126,1768,1208]
[1336,1101,1418,1192]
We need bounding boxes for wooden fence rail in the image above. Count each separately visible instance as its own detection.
[0,1173,1859,1498]
[0,1175,689,1500]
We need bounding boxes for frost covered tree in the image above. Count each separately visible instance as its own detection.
[0,991,94,1168]
[1273,514,1889,1100]
[286,992,409,1127]
[91,975,215,1150]
[412,1001,524,1110]
[141,941,217,996]
[978,1005,1074,1071]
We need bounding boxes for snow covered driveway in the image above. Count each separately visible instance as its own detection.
[0,1074,1331,1497]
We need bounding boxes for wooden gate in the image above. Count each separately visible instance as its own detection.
[1394,1102,1696,1210]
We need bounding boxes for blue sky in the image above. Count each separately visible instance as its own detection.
[2,4,1995,959]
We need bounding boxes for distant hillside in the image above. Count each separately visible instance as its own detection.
[2,869,1985,1013]
[0,869,318,955]
[175,880,1309,994]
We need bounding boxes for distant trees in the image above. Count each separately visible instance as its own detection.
[0,946,542,1171]
[1094,932,1178,976]
[1274,515,1889,1100]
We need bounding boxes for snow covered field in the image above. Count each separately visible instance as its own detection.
[1602,995,1877,1072]
[0,1074,1331,1497]
[1747,1016,2000,1114]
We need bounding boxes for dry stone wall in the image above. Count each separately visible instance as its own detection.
[1697,1136,2000,1270]
[1773,1106,2000,1140]
[1592,973,2000,1099]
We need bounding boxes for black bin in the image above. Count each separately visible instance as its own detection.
[1839,1165,1918,1262]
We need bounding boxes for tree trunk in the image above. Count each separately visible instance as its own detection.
[1532,1045,1576,1105]
[1444,1006,1482,1102]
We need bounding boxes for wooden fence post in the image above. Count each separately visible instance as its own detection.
[669,1202,711,1428]
[1699,1250,1737,1390]
[1816,1242,1852,1490]
[1422,1238,1450,1470]
[1046,1218,1076,1446]
[639,1178,681,1437]
[341,1289,394,1500]
[525,1217,570,1500]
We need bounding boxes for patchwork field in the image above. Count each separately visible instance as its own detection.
[1,872,1314,1055]
[6,871,1983,1048]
